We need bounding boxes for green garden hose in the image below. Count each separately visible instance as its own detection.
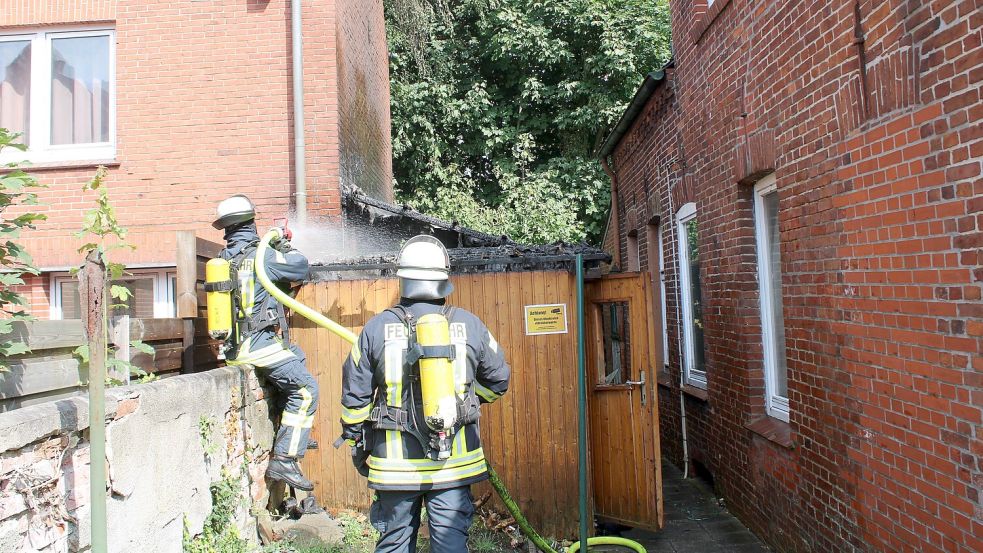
[256,230,647,553]
[487,465,646,553]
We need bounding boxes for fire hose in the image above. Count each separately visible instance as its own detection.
[255,229,646,553]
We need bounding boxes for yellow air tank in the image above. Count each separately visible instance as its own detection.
[205,258,234,341]
[416,313,459,459]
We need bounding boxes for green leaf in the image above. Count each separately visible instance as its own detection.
[0,273,25,286]
[0,340,31,356]
[73,344,90,364]
[130,340,155,355]
[110,285,132,301]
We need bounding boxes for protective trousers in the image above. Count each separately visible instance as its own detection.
[256,343,319,457]
[370,486,475,553]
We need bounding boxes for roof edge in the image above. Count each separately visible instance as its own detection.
[595,62,673,160]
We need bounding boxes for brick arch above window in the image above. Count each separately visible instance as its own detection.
[670,173,700,212]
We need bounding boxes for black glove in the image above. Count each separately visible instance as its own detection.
[271,237,296,254]
[352,445,370,477]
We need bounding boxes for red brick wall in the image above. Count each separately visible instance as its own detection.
[607,1,981,551]
[2,0,392,317]
[337,0,394,202]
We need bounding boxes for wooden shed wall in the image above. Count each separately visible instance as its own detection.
[293,271,582,537]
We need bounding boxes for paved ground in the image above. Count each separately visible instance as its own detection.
[599,459,771,553]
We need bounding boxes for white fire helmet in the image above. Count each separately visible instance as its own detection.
[396,235,454,300]
[212,194,256,230]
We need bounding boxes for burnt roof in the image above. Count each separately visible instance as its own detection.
[310,187,610,279]
[343,186,512,249]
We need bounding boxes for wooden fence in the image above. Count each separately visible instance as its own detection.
[0,230,225,412]
[0,318,189,412]
[175,230,225,372]
[292,271,584,537]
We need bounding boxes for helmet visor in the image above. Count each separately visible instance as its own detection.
[400,278,454,301]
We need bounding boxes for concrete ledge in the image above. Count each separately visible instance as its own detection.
[0,368,248,454]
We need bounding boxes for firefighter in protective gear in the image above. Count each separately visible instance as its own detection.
[213,195,319,491]
[340,235,511,553]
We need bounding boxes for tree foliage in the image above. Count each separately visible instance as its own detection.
[386,0,671,244]
[0,129,46,371]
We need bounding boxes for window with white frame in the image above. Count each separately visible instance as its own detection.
[676,203,707,388]
[0,28,115,163]
[753,174,789,421]
[51,269,176,320]
[647,222,669,370]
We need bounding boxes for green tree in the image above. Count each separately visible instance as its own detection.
[387,0,671,244]
[0,129,46,372]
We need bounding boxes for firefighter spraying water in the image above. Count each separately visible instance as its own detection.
[205,195,319,493]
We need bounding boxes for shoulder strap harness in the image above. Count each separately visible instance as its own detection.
[367,305,481,458]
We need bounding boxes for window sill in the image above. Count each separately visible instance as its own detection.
[691,0,733,43]
[657,370,672,389]
[594,384,633,392]
[682,384,708,401]
[745,415,794,449]
[21,159,120,172]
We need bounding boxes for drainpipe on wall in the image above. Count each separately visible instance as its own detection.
[600,157,621,269]
[291,0,307,224]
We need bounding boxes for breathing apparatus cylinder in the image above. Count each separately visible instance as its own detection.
[205,258,234,343]
[415,313,458,459]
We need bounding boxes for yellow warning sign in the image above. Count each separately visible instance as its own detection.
[524,304,568,335]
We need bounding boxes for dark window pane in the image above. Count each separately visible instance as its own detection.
[59,279,81,319]
[763,191,788,397]
[684,218,706,375]
[60,276,155,319]
[598,301,631,384]
[110,278,154,318]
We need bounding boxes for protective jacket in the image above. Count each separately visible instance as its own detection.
[221,222,310,367]
[341,300,510,491]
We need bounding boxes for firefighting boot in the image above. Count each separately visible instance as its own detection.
[266,455,314,491]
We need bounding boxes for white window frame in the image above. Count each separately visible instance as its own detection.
[676,202,706,389]
[0,27,116,164]
[657,224,669,369]
[753,174,790,422]
[49,268,176,320]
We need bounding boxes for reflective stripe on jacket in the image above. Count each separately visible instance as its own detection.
[341,300,511,491]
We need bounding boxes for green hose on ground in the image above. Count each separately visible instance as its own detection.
[486,465,646,553]
[256,230,647,553]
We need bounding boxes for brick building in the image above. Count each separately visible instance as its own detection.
[1,0,392,320]
[598,1,980,552]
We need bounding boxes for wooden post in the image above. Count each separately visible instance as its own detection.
[79,250,108,553]
[176,231,197,373]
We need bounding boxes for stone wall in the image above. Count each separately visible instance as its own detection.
[0,367,275,553]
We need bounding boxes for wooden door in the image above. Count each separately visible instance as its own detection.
[586,273,663,530]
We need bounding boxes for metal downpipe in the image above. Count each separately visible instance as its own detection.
[575,254,589,550]
[291,0,307,224]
